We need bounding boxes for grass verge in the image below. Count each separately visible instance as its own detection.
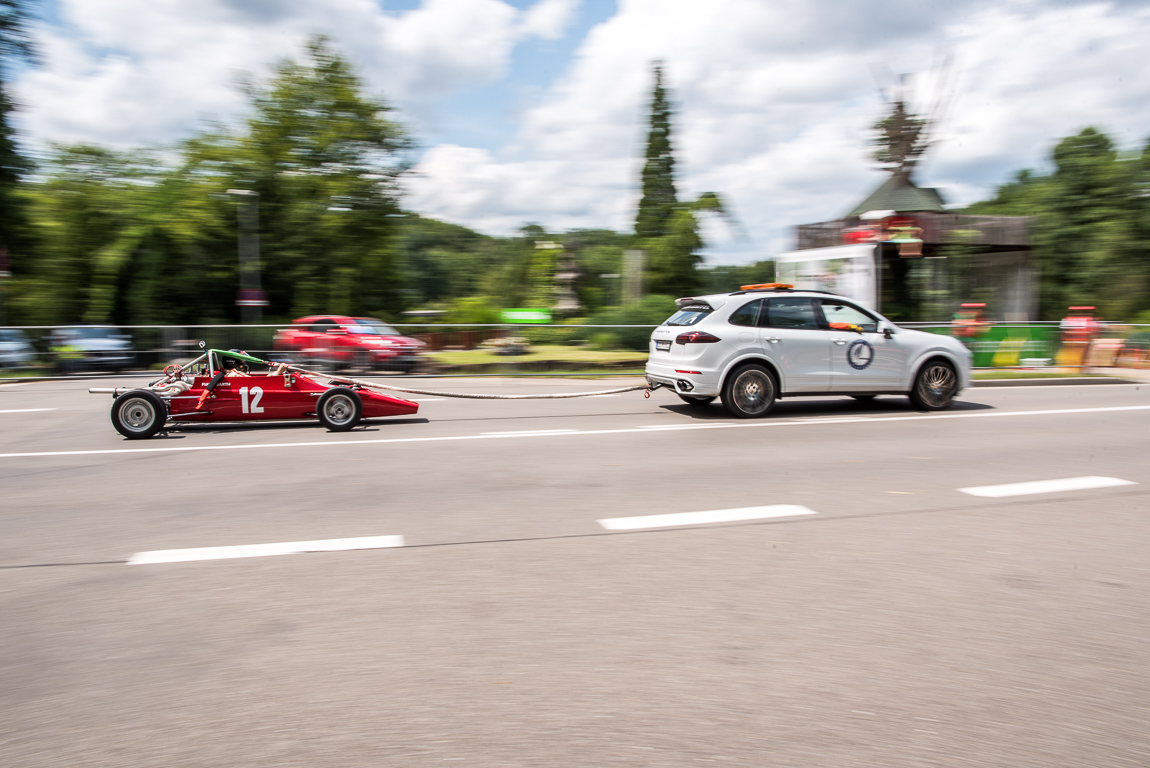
[971,370,1112,380]
[427,345,647,367]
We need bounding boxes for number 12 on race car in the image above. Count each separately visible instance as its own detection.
[238,386,264,414]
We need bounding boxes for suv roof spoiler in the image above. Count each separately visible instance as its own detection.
[675,297,716,310]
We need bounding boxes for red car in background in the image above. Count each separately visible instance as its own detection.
[274,316,426,373]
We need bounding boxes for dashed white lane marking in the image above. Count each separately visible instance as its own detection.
[0,408,55,414]
[128,535,404,565]
[598,505,817,531]
[2,403,1149,459]
[959,476,1137,498]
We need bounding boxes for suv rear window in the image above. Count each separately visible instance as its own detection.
[664,306,712,326]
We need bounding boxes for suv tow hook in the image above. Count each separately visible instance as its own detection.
[644,381,666,398]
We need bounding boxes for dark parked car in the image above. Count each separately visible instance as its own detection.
[0,328,37,369]
[49,326,135,373]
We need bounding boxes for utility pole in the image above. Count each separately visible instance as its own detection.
[226,189,266,324]
[623,249,645,304]
[0,248,8,325]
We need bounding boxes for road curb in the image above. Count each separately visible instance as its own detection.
[972,376,1139,387]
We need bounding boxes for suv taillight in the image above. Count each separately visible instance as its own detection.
[675,331,721,345]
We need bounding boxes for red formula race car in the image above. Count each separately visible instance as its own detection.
[91,348,418,440]
[273,315,426,373]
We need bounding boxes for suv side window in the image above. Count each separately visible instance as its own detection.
[728,300,762,327]
[819,301,878,333]
[762,298,819,330]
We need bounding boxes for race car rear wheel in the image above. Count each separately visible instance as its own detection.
[317,387,363,431]
[111,390,166,439]
[721,363,776,418]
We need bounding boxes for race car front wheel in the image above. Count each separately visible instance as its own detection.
[111,390,166,439]
[317,387,363,431]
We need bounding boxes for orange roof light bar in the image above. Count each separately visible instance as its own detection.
[740,283,793,290]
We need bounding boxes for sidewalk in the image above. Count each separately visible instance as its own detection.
[972,367,1147,387]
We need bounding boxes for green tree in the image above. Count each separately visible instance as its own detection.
[635,63,677,240]
[631,65,734,298]
[699,260,776,294]
[644,192,730,297]
[0,0,36,289]
[14,37,414,326]
[182,36,412,321]
[966,127,1149,319]
[15,147,143,324]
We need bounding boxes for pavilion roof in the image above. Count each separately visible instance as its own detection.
[847,174,946,217]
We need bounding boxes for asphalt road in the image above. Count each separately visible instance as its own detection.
[2,377,1149,767]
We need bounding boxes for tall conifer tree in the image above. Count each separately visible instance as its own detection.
[635,63,677,240]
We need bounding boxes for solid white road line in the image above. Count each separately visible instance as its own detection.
[0,408,55,414]
[959,476,1137,498]
[974,383,1144,390]
[127,535,404,565]
[481,429,580,436]
[598,505,817,531]
[3,404,1150,460]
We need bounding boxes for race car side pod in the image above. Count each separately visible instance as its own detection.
[272,362,654,401]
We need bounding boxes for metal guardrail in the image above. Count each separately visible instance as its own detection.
[0,323,664,378]
[3,322,1149,379]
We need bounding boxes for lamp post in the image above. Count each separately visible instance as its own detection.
[226,189,265,324]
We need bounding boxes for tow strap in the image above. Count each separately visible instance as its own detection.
[278,364,658,400]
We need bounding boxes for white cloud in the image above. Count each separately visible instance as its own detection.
[410,0,1150,262]
[519,0,581,40]
[12,0,573,149]
[12,0,1150,265]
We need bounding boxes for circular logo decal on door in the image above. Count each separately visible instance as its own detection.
[846,339,874,370]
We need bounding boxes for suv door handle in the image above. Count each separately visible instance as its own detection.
[832,338,847,345]
[765,336,780,343]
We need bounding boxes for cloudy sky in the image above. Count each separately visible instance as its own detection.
[11,0,1150,263]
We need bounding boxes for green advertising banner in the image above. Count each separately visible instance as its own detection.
[500,309,552,324]
[922,325,1058,367]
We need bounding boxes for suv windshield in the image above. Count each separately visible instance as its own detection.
[664,306,712,326]
[347,324,400,335]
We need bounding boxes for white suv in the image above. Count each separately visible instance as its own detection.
[645,286,971,418]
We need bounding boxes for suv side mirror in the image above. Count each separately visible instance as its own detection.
[882,324,895,340]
